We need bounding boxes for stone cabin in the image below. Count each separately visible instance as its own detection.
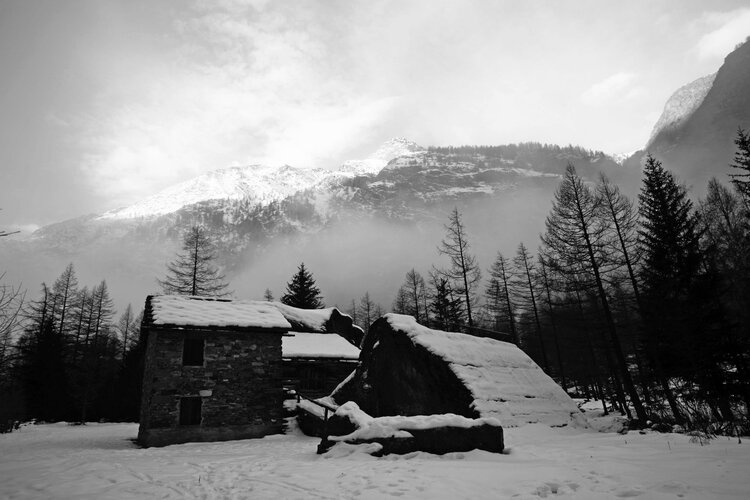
[138,295,292,447]
[138,296,362,447]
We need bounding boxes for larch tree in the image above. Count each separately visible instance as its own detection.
[358,292,375,334]
[158,226,230,297]
[0,274,24,380]
[280,263,324,309]
[511,243,549,371]
[51,263,79,337]
[537,253,566,390]
[399,269,427,323]
[436,207,481,327]
[392,286,409,314]
[597,174,643,308]
[116,304,138,359]
[486,252,516,342]
[542,164,646,422]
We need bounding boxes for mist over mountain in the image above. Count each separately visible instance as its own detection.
[0,140,624,312]
[629,39,750,193]
[8,34,750,315]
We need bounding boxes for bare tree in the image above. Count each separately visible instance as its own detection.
[436,207,481,327]
[511,243,549,371]
[51,263,79,337]
[486,252,517,342]
[359,292,375,334]
[158,226,230,297]
[116,304,138,359]
[542,164,646,421]
[396,269,427,323]
[0,273,24,377]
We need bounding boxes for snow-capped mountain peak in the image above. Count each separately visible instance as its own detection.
[98,164,332,220]
[97,138,425,221]
[370,137,424,161]
[340,138,425,176]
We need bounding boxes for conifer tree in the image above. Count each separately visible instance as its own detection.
[436,207,481,327]
[638,154,702,423]
[486,252,516,341]
[51,263,79,337]
[116,304,138,359]
[392,286,409,314]
[280,263,324,309]
[358,292,375,334]
[396,269,427,323]
[511,243,549,370]
[543,164,646,421]
[158,226,230,297]
[729,126,750,204]
[428,273,464,332]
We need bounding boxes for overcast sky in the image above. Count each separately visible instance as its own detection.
[1,0,750,229]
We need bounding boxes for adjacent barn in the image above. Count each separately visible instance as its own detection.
[331,314,587,429]
[282,331,360,398]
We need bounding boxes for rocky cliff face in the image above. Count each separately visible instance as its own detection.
[641,40,750,192]
[646,73,716,148]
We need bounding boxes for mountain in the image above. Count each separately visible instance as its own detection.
[99,138,425,221]
[640,39,750,192]
[2,140,624,311]
[646,73,716,147]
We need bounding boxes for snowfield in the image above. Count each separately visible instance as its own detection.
[1,415,748,499]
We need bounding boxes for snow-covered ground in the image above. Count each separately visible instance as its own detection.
[1,413,747,499]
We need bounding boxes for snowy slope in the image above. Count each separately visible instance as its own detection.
[647,73,716,147]
[1,422,747,499]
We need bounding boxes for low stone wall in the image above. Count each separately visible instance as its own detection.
[140,422,283,447]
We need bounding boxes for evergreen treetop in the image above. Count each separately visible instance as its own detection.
[280,263,324,309]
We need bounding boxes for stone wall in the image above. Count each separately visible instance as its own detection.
[138,328,283,447]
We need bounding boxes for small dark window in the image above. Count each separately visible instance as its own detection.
[183,338,204,366]
[179,397,202,426]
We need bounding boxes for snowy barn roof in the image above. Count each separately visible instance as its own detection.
[146,295,292,331]
[282,332,360,360]
[385,314,585,428]
[267,302,336,332]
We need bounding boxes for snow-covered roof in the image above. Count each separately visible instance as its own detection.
[148,296,291,330]
[384,314,586,428]
[267,302,335,332]
[282,332,360,359]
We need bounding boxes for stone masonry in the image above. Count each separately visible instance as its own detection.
[138,327,284,447]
